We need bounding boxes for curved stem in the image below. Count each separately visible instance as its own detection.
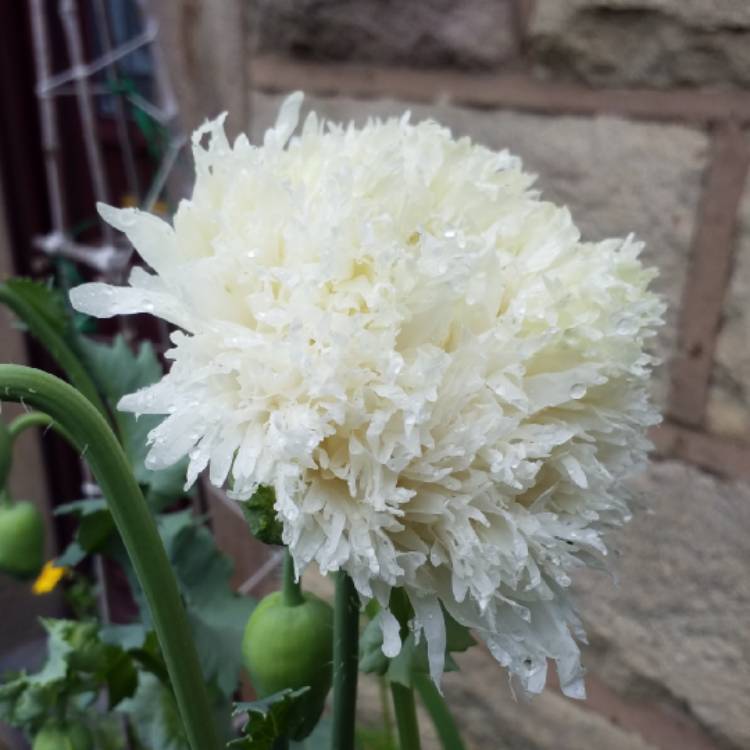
[0,365,220,750]
[0,283,108,418]
[8,410,77,448]
[281,548,304,607]
[331,571,359,750]
[391,682,422,750]
[414,674,465,750]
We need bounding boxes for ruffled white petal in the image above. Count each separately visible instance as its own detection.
[70,94,664,698]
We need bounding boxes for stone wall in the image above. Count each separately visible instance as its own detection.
[154,2,750,748]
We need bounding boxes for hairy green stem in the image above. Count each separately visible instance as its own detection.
[0,284,107,418]
[8,410,76,447]
[391,682,422,750]
[281,548,304,607]
[331,571,359,750]
[0,365,220,750]
[414,674,466,750]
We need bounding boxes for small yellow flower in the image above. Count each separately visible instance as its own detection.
[32,560,68,594]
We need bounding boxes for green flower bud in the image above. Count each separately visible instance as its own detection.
[242,590,333,739]
[0,500,45,579]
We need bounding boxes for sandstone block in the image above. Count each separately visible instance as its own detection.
[249,0,518,69]
[529,0,750,88]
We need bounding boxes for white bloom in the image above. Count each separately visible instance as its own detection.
[71,93,664,698]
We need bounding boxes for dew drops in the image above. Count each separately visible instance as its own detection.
[569,383,586,399]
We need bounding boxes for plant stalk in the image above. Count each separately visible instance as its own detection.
[0,365,221,750]
[331,571,359,750]
[391,682,422,750]
[8,410,76,447]
[414,674,466,750]
[281,548,304,607]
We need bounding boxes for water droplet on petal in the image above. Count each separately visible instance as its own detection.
[569,383,586,399]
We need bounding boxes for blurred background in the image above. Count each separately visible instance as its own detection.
[0,1,748,749]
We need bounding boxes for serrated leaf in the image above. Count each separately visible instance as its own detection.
[77,335,189,508]
[158,511,255,697]
[30,619,75,685]
[229,688,310,750]
[117,512,255,697]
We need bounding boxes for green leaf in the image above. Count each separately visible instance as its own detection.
[239,485,283,545]
[229,688,310,750]
[444,611,476,654]
[359,618,390,676]
[360,607,475,686]
[0,619,77,731]
[77,335,188,508]
[101,625,169,685]
[55,498,115,557]
[119,673,190,750]
[157,511,255,697]
[105,653,138,709]
[30,619,75,685]
[3,277,70,339]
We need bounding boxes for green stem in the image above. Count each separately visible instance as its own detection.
[380,675,396,748]
[281,548,304,607]
[8,410,77,447]
[0,284,108,418]
[414,674,466,750]
[0,365,220,750]
[331,571,359,750]
[391,682,422,750]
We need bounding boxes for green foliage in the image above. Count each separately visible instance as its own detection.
[32,720,93,750]
[0,278,106,414]
[229,688,311,750]
[125,510,254,698]
[119,673,189,750]
[56,498,115,566]
[77,335,188,511]
[2,277,70,340]
[359,601,476,687]
[240,485,283,546]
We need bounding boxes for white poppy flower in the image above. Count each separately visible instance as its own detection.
[71,93,664,698]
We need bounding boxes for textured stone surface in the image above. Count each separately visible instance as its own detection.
[248,0,518,69]
[707,169,750,439]
[249,91,708,408]
[529,0,750,88]
[575,460,750,749]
